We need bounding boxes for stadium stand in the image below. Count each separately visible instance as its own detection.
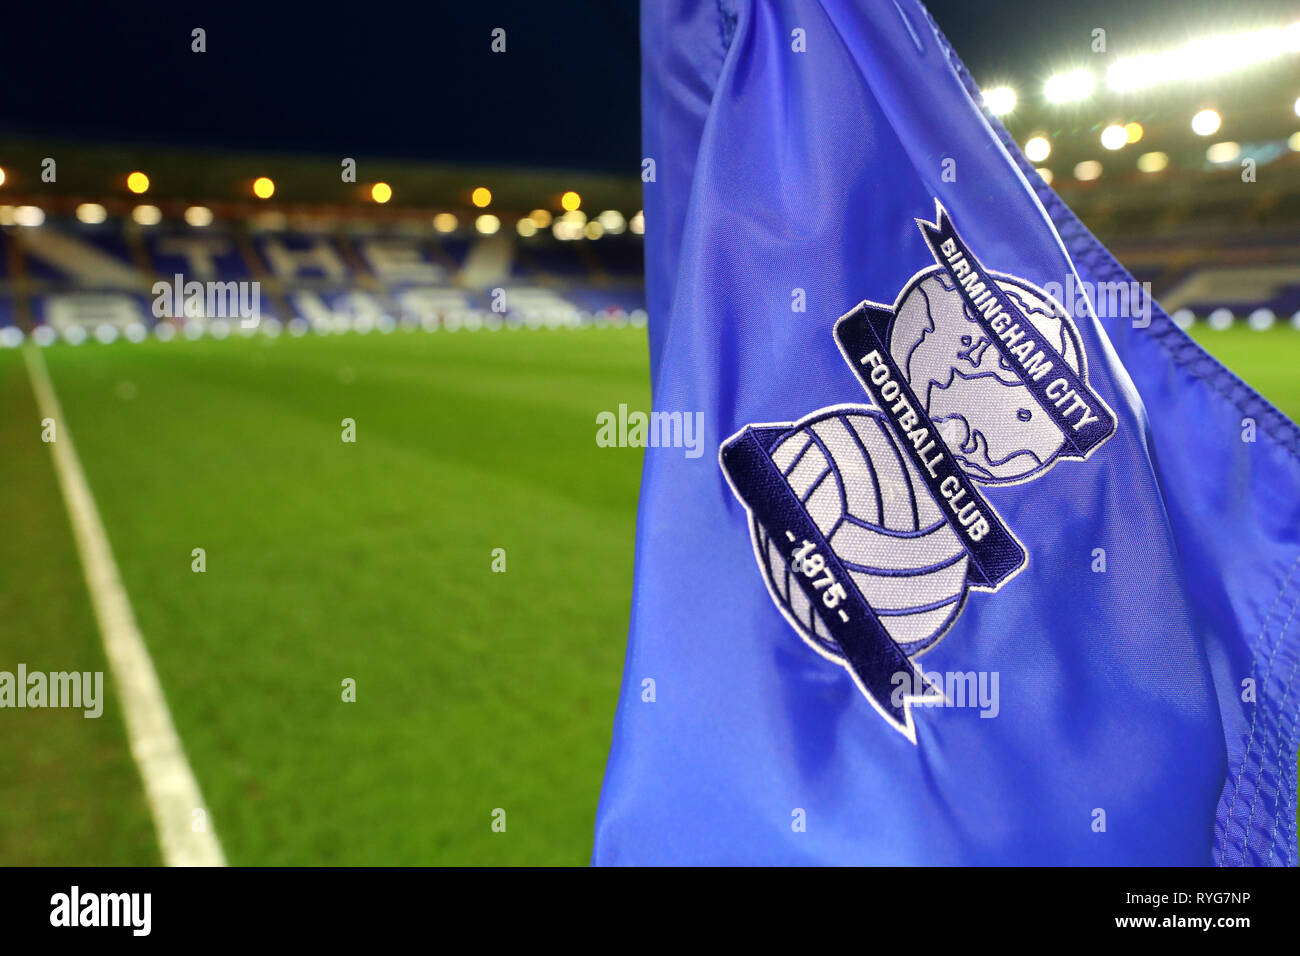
[0,212,646,345]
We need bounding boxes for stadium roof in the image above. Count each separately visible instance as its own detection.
[0,140,643,217]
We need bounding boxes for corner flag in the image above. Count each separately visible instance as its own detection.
[594,0,1300,865]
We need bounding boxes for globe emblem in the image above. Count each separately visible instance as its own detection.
[888,266,1084,484]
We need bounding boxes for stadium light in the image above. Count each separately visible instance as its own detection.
[1035,168,1053,185]
[371,182,393,203]
[1137,151,1169,173]
[982,86,1016,116]
[252,210,286,231]
[629,210,645,235]
[1290,131,1300,151]
[1191,109,1222,136]
[1108,23,1300,93]
[1073,160,1102,182]
[1024,136,1051,162]
[471,186,492,208]
[1294,95,1300,118]
[185,205,214,227]
[530,208,553,227]
[127,171,150,194]
[584,221,605,240]
[76,202,107,224]
[598,210,626,234]
[1124,122,1144,144]
[433,213,458,233]
[1208,308,1234,330]
[561,191,581,212]
[0,167,6,187]
[15,205,45,227]
[1248,308,1276,330]
[253,176,275,199]
[1100,125,1128,150]
[1206,141,1241,163]
[1043,69,1094,104]
[132,204,162,225]
[475,213,500,234]
[516,217,538,237]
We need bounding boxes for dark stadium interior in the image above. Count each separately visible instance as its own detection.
[2,0,1299,336]
[2,0,1299,869]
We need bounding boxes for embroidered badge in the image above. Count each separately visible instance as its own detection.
[720,202,1116,741]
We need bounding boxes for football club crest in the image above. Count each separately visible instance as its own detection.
[720,202,1116,741]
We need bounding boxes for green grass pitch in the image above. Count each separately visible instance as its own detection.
[0,321,1296,864]
[1,327,647,865]
[1187,324,1300,424]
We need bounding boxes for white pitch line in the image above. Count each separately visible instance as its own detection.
[23,344,226,867]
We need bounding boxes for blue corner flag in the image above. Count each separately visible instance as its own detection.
[593,0,1300,865]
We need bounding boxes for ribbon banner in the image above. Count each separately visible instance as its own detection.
[915,207,1116,457]
[834,306,1026,590]
[721,423,932,729]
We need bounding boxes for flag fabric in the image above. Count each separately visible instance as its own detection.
[593,0,1300,865]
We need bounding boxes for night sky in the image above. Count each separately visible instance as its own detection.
[1,0,1296,172]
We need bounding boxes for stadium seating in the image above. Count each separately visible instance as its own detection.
[0,215,647,344]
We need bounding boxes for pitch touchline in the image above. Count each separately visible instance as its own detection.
[22,344,225,867]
